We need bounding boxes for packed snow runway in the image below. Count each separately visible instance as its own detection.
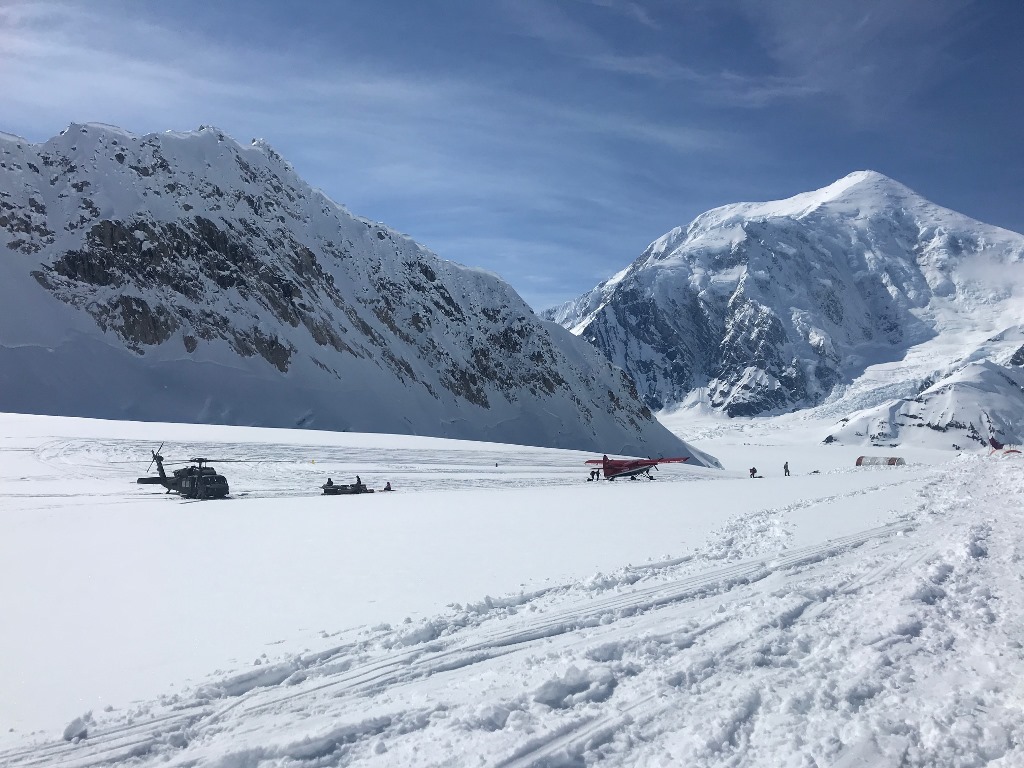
[2,413,1022,766]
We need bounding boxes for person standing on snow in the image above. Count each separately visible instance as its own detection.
[749,467,757,478]
[784,462,790,477]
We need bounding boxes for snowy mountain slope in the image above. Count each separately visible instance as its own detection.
[825,327,1024,449]
[0,123,699,459]
[545,171,1024,418]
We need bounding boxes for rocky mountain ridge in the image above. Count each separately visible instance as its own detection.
[0,123,707,461]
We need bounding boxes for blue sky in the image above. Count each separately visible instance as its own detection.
[3,0,1022,309]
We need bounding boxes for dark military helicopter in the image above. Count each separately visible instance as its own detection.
[136,444,231,499]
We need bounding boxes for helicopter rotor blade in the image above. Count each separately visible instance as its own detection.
[185,458,253,464]
[147,442,165,473]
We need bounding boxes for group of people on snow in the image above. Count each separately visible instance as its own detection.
[324,476,393,491]
[749,462,790,478]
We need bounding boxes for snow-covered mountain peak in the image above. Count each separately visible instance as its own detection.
[628,171,921,279]
[685,170,919,242]
[0,122,705,460]
[805,168,911,205]
[545,172,1024,419]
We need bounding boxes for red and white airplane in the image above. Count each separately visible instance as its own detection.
[585,454,688,480]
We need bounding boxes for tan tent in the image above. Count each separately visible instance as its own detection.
[856,456,906,466]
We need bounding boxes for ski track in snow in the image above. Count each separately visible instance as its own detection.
[1,523,910,768]
[4,444,1022,767]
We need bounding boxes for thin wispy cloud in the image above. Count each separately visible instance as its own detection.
[2,0,720,157]
[709,71,821,109]
[583,52,698,81]
[496,0,823,109]
[497,0,611,55]
[734,0,977,120]
[3,2,292,128]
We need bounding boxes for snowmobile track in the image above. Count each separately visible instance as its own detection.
[0,519,912,768]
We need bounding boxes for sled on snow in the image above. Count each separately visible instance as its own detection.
[322,483,374,495]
